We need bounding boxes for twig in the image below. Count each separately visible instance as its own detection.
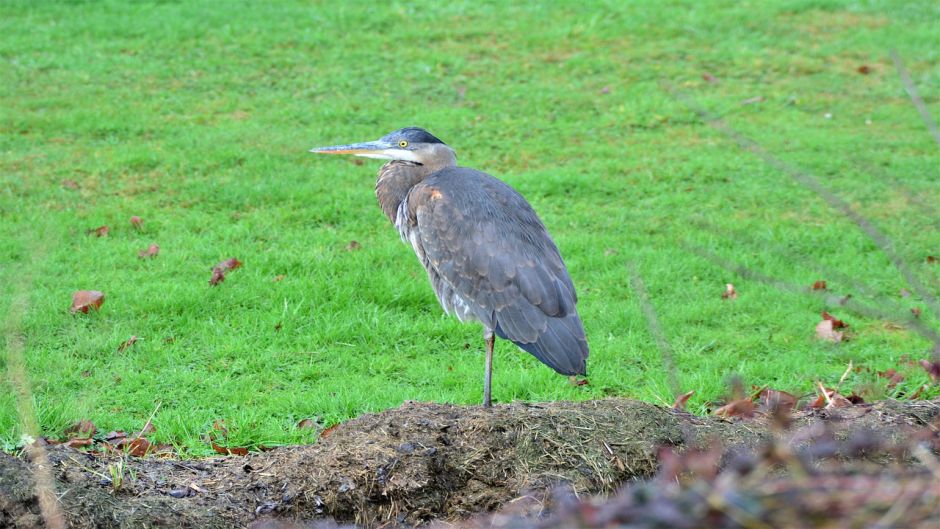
[891,49,940,147]
[665,84,940,320]
[627,262,682,400]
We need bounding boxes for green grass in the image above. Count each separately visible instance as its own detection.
[1,0,938,455]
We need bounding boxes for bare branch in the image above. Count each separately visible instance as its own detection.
[891,49,940,147]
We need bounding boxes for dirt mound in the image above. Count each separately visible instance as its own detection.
[2,398,937,528]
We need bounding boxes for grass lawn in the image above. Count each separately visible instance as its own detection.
[2,0,938,455]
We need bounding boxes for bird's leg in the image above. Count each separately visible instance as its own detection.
[483,330,495,407]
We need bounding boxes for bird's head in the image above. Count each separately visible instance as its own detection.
[309,127,455,167]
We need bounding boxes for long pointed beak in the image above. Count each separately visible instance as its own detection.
[309,140,391,155]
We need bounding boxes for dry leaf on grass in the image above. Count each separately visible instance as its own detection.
[117,335,138,352]
[64,419,96,438]
[138,244,159,259]
[209,258,242,286]
[877,369,904,388]
[758,388,797,414]
[672,390,694,410]
[71,291,104,313]
[297,418,318,429]
[919,359,940,382]
[721,283,737,300]
[345,240,361,251]
[812,280,827,290]
[713,398,755,418]
[89,225,109,237]
[211,442,248,456]
[130,216,143,229]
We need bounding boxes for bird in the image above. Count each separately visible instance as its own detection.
[309,127,588,407]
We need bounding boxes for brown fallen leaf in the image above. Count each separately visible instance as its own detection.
[911,307,921,318]
[758,388,797,414]
[297,418,318,429]
[721,283,737,300]
[209,258,242,286]
[919,359,940,382]
[877,368,904,388]
[64,419,97,438]
[89,225,109,237]
[815,319,844,343]
[130,216,143,229]
[319,424,339,439]
[138,244,159,259]
[211,442,249,456]
[118,437,152,457]
[104,430,128,442]
[702,72,718,83]
[71,291,105,314]
[927,255,937,264]
[273,274,286,282]
[64,437,94,448]
[812,280,827,290]
[857,65,871,75]
[672,390,694,410]
[345,240,361,251]
[713,398,755,419]
[821,311,848,328]
[810,385,853,409]
[117,335,138,353]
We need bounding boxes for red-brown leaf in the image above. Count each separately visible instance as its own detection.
[117,335,138,353]
[138,244,159,259]
[65,437,94,448]
[71,291,104,314]
[815,319,844,343]
[297,418,318,429]
[64,419,97,437]
[702,72,718,83]
[130,216,143,229]
[319,424,339,439]
[672,390,694,410]
[758,388,797,414]
[713,398,755,418]
[927,255,937,264]
[104,430,128,442]
[919,359,940,382]
[345,240,361,251]
[211,442,248,456]
[911,307,921,318]
[89,225,109,237]
[810,387,853,409]
[857,65,871,75]
[721,283,737,300]
[812,280,827,290]
[209,258,242,286]
[877,369,904,388]
[821,311,848,328]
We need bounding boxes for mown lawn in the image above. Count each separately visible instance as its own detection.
[1,0,938,455]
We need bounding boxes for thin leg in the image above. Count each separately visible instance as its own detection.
[483,332,495,407]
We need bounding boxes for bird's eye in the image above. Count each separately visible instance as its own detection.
[398,140,409,148]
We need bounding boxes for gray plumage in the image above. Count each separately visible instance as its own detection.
[310,127,589,406]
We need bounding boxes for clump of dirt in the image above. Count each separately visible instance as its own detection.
[2,398,937,528]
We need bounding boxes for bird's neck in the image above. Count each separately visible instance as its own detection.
[374,146,456,223]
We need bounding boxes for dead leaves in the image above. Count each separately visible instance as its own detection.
[672,390,694,410]
[209,257,242,286]
[816,311,848,343]
[721,283,737,300]
[130,216,143,229]
[207,419,249,456]
[117,336,138,353]
[812,280,827,290]
[138,244,159,259]
[71,290,105,314]
[89,225,109,237]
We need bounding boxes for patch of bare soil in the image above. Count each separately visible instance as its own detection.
[1,398,938,528]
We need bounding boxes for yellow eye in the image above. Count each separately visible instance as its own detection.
[398,140,409,148]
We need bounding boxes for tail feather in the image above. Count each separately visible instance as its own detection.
[495,312,588,376]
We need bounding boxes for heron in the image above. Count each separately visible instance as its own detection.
[310,127,588,407]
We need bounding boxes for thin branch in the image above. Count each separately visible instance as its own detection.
[891,49,940,147]
[627,262,682,399]
[665,84,940,321]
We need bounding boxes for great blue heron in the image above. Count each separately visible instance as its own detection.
[310,127,589,406]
